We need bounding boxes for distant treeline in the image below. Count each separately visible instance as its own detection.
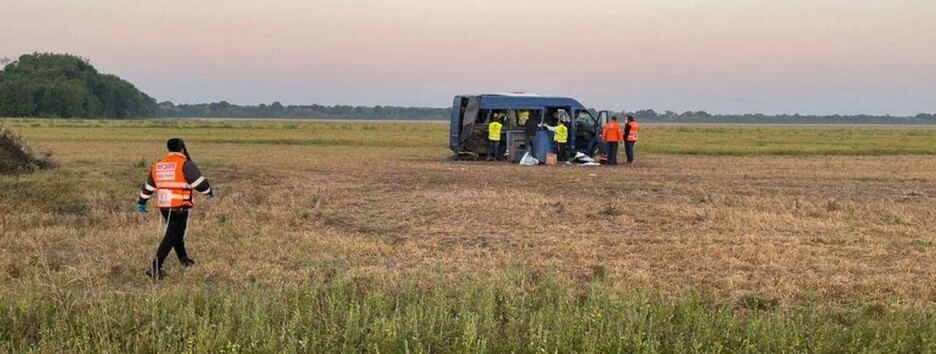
[157,101,449,120]
[1,53,933,123]
[160,102,936,124]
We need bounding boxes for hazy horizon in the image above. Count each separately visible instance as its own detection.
[2,0,934,115]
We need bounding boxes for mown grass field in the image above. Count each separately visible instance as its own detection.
[2,118,936,353]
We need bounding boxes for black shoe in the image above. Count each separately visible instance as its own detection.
[180,258,196,268]
[145,267,166,280]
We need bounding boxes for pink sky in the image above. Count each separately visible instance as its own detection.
[2,0,934,114]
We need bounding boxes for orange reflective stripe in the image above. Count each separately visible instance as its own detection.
[155,181,191,189]
[155,188,192,198]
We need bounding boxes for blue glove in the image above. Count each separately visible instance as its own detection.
[136,203,147,213]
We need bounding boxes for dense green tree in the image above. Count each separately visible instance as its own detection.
[0,53,158,118]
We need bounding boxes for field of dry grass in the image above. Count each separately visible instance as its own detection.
[2,118,936,352]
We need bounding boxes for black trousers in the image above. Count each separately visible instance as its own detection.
[625,141,636,163]
[607,142,619,165]
[152,208,190,269]
[555,142,567,161]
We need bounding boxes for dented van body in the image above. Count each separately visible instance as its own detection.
[449,93,609,161]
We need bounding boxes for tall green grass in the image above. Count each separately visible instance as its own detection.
[4,275,936,353]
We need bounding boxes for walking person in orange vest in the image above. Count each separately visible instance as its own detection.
[623,114,640,164]
[602,116,624,165]
[136,138,214,279]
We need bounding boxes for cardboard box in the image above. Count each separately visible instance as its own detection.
[545,153,557,165]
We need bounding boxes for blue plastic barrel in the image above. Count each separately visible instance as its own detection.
[534,130,552,162]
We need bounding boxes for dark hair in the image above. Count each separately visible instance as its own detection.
[167,138,193,160]
[626,114,635,121]
[611,116,618,121]
[167,138,185,152]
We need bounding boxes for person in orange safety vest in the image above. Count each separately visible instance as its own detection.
[623,114,640,164]
[602,116,624,165]
[137,138,214,279]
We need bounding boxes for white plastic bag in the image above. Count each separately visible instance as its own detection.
[573,152,596,164]
[519,152,539,166]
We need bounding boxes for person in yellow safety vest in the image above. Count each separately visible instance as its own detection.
[554,121,568,162]
[543,120,569,162]
[623,114,640,164]
[487,115,504,161]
